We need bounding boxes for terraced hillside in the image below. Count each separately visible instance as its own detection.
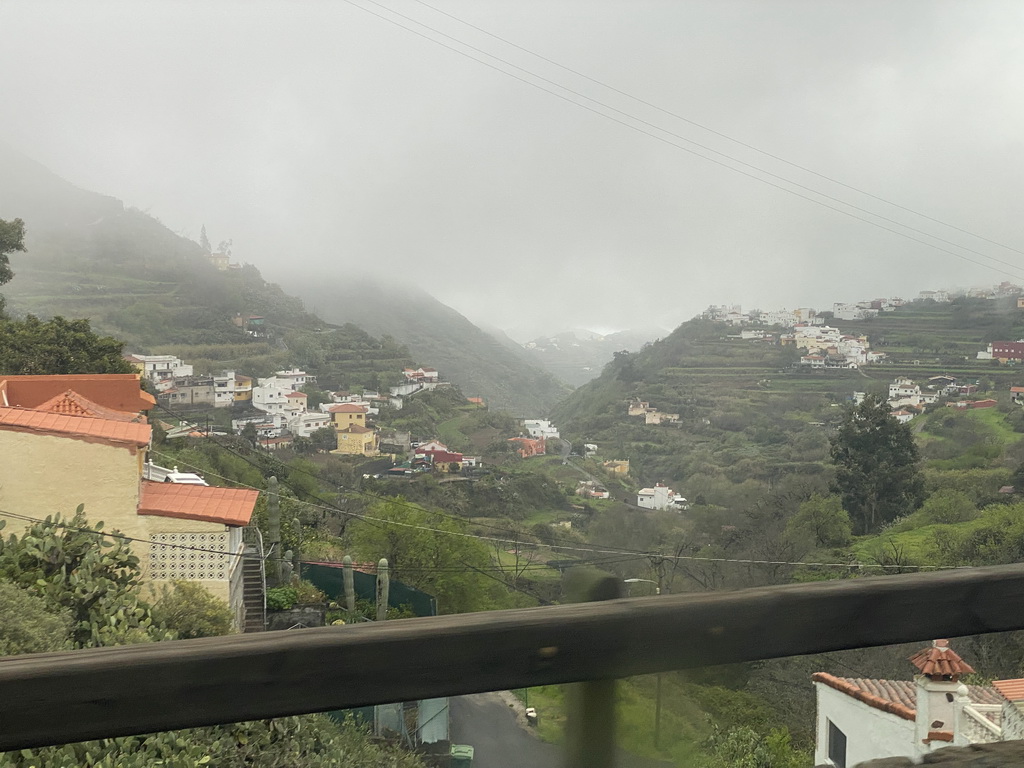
[0,142,414,390]
[552,300,1024,509]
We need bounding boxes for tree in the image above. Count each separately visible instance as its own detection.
[0,216,25,288]
[0,315,135,375]
[786,494,852,549]
[199,223,211,254]
[241,421,259,448]
[347,499,513,613]
[829,395,925,534]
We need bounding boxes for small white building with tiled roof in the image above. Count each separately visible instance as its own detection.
[813,640,1011,767]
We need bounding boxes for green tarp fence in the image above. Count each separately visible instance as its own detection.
[301,562,437,617]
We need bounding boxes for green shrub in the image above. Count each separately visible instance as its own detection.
[267,586,298,611]
[153,581,234,639]
[0,580,72,656]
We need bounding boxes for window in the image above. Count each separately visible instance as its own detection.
[827,720,846,768]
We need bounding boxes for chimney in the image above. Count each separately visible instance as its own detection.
[910,639,974,755]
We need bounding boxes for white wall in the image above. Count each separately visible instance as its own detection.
[814,682,915,767]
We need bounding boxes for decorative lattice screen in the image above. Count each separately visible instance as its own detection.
[150,532,229,580]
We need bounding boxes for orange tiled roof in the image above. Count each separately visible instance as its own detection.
[34,390,141,422]
[138,481,258,526]
[0,374,155,414]
[0,406,151,449]
[993,678,1024,702]
[329,404,366,413]
[811,673,1001,721]
[910,639,975,678]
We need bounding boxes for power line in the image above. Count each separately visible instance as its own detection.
[154,401,632,557]
[149,446,953,573]
[411,0,1024,263]
[342,0,1024,281]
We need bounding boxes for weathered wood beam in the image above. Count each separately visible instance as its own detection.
[1,564,1022,750]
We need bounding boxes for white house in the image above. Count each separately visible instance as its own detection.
[213,370,236,408]
[288,410,332,438]
[812,640,1007,767]
[756,309,798,328]
[252,379,292,414]
[636,483,687,511]
[274,368,311,391]
[232,412,285,437]
[890,377,920,400]
[833,303,879,321]
[126,354,193,390]
[524,419,560,440]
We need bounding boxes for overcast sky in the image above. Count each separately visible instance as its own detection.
[2,1,1024,337]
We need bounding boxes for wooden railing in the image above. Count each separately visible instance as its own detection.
[2,563,1024,764]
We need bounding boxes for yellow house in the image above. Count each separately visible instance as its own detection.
[329,403,367,428]
[233,375,253,402]
[0,375,258,629]
[602,459,630,476]
[332,424,379,456]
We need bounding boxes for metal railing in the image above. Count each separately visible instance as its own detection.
[1,564,1024,763]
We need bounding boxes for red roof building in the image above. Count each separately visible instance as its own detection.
[0,375,258,630]
[0,374,155,415]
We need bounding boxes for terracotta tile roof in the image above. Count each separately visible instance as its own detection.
[138,481,258,526]
[285,391,307,398]
[812,673,1001,721]
[339,424,373,434]
[910,639,975,679]
[0,406,151,449]
[0,374,155,414]
[329,404,367,413]
[993,678,1024,702]
[34,390,141,422]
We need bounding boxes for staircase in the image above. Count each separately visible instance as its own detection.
[242,551,266,632]
[241,525,267,633]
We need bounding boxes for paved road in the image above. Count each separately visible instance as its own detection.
[450,692,675,768]
[450,692,558,768]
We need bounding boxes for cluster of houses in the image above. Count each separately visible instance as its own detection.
[704,282,1024,331]
[919,281,1024,302]
[813,638,1024,766]
[784,325,885,369]
[627,398,681,426]
[386,439,483,477]
[127,354,465,456]
[850,375,999,423]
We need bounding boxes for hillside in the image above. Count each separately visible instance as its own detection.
[0,142,414,390]
[552,300,1024,508]
[291,280,571,415]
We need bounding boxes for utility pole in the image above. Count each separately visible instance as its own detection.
[343,555,356,616]
[654,562,665,751]
[376,558,390,622]
[267,476,281,587]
